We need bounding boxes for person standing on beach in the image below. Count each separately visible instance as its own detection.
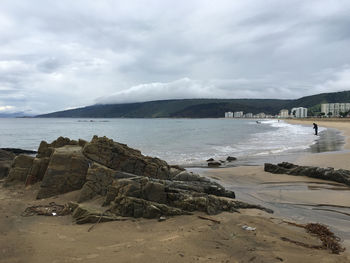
[313,123,318,135]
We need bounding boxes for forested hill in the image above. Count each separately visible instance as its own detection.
[37,99,291,118]
[37,90,350,118]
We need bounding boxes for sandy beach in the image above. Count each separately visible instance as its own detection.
[1,120,350,262]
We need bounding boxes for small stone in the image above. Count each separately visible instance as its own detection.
[226,156,237,162]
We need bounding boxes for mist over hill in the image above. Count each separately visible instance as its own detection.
[37,91,350,118]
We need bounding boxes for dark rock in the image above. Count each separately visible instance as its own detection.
[208,161,221,167]
[206,158,215,162]
[0,149,15,161]
[25,157,50,185]
[68,202,126,224]
[0,149,15,179]
[5,155,34,185]
[37,146,89,199]
[0,148,37,155]
[37,137,78,158]
[172,171,204,182]
[78,163,115,203]
[110,196,189,218]
[83,136,171,179]
[264,162,350,186]
[99,176,272,220]
[226,156,237,162]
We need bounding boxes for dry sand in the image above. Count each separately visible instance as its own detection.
[2,119,350,262]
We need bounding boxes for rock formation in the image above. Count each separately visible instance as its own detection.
[264,162,350,186]
[0,149,15,179]
[5,154,34,185]
[3,135,273,223]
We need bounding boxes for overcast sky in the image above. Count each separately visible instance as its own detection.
[1,0,350,114]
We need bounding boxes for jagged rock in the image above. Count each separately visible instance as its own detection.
[206,158,215,162]
[83,136,171,179]
[78,163,115,203]
[110,196,190,218]
[172,171,206,182]
[207,161,221,167]
[0,149,15,179]
[264,162,350,186]
[226,156,237,162]
[37,146,89,199]
[104,176,235,207]
[68,202,126,224]
[78,139,88,147]
[171,195,273,215]
[169,167,183,178]
[25,157,50,185]
[37,137,79,158]
[5,155,34,185]
[103,177,269,219]
[3,135,275,222]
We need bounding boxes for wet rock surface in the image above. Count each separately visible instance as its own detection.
[264,162,350,186]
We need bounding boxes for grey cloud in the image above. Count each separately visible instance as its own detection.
[0,0,350,113]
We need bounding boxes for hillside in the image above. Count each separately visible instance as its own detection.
[37,90,350,118]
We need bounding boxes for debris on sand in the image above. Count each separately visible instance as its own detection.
[281,222,345,254]
[21,202,71,217]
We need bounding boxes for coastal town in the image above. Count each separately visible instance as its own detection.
[224,103,350,119]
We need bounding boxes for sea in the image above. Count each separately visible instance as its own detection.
[0,118,345,167]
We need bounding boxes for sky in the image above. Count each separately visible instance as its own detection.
[1,0,350,114]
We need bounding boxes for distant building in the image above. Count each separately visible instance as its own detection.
[224,112,233,118]
[258,112,266,118]
[245,113,253,118]
[234,111,244,118]
[291,107,308,118]
[321,103,350,117]
[279,109,289,118]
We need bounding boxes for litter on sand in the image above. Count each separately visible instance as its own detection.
[242,225,256,231]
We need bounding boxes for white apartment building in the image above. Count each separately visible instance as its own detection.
[224,112,234,118]
[258,112,266,118]
[321,103,350,117]
[245,113,253,118]
[234,111,244,118]
[291,107,308,118]
[279,109,289,118]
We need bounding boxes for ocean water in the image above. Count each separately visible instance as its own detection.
[0,118,344,167]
